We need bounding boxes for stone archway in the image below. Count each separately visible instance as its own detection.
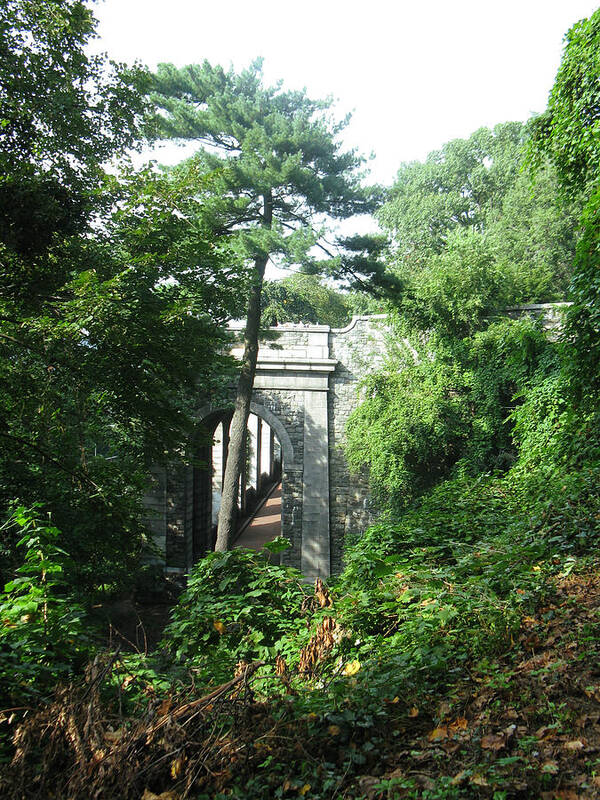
[182,404,290,567]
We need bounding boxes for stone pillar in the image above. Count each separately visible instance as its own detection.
[256,416,262,491]
[247,413,259,490]
[301,389,331,578]
[142,466,167,564]
[211,422,223,525]
[239,428,247,515]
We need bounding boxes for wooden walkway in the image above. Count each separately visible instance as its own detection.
[234,483,282,551]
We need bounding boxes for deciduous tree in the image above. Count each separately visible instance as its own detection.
[0,2,239,589]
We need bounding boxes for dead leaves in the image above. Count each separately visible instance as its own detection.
[170,755,185,779]
[427,726,448,743]
[563,739,586,752]
[280,779,311,796]
[142,791,179,800]
[481,724,516,751]
[426,716,468,743]
[314,577,333,608]
[583,684,600,703]
[298,616,338,673]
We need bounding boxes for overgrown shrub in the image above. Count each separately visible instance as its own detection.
[0,506,90,705]
[162,543,310,684]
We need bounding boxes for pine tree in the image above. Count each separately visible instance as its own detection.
[151,60,386,550]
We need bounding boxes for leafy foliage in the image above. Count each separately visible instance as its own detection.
[0,5,240,591]
[261,273,352,327]
[0,506,89,704]
[379,121,580,309]
[528,8,600,395]
[163,547,310,684]
[347,316,552,511]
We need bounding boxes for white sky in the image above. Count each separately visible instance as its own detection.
[92,0,599,186]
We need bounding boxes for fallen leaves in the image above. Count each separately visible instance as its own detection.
[142,790,179,800]
[427,715,468,743]
[563,739,585,752]
[480,733,505,751]
[449,716,468,733]
[583,684,600,703]
[427,726,448,742]
[170,755,185,779]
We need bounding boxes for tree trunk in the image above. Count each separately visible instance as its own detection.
[215,193,272,551]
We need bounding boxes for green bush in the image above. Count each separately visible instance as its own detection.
[0,506,89,704]
[346,316,553,512]
[162,545,310,684]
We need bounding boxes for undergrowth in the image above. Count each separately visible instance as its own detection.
[3,392,598,798]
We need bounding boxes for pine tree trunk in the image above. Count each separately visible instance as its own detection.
[215,193,272,551]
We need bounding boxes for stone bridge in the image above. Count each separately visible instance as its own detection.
[143,303,565,579]
[144,315,389,579]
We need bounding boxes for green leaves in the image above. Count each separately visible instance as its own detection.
[150,59,380,278]
[261,273,352,327]
[0,0,149,183]
[0,4,241,593]
[529,9,600,196]
[525,8,600,400]
[163,548,309,683]
[0,506,89,703]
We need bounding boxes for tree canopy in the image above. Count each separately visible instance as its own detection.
[261,273,352,327]
[0,1,239,589]
[529,8,600,392]
[378,121,581,316]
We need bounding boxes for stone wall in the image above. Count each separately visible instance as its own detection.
[328,316,388,572]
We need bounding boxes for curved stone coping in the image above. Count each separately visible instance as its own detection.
[330,314,389,334]
[227,320,332,332]
[227,314,390,335]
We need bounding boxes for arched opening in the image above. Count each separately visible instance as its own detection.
[188,409,283,563]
